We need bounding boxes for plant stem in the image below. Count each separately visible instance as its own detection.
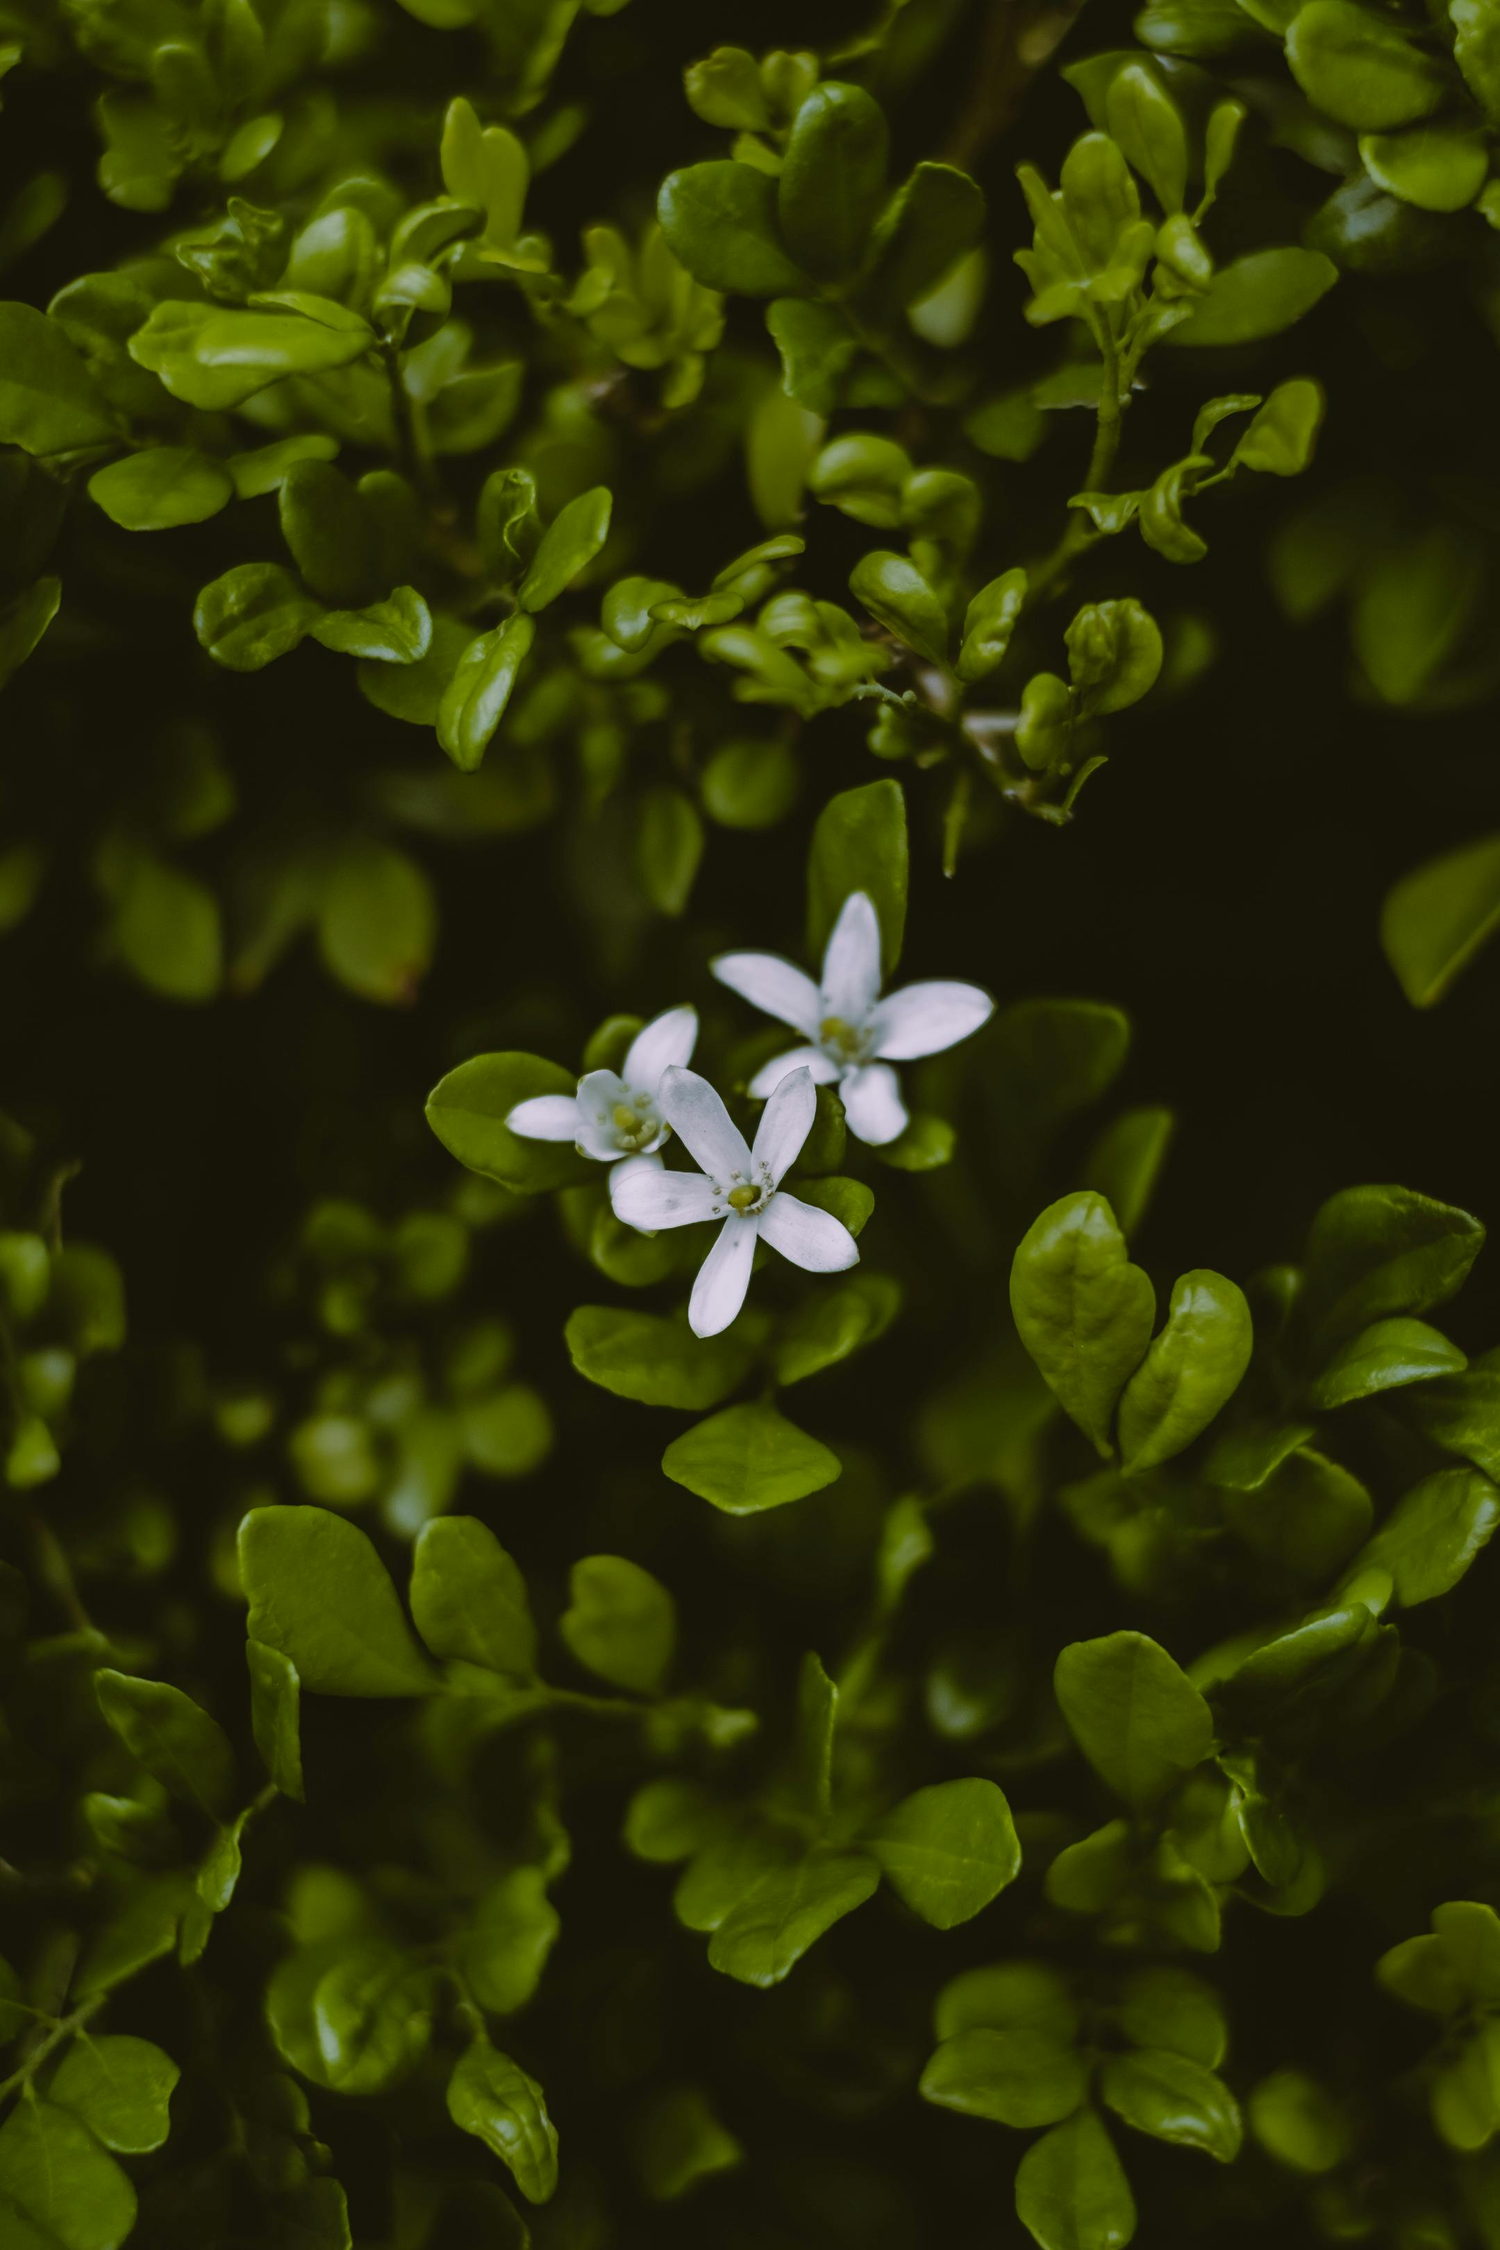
[0,1996,104,2110]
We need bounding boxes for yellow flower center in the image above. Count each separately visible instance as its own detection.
[820,1013,865,1061]
[727,1184,761,1213]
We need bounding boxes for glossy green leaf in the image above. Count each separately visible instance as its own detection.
[807,777,908,976]
[1066,600,1163,713]
[238,1505,437,1696]
[426,1052,587,1195]
[1010,1192,1155,1455]
[1231,380,1324,475]
[94,1670,234,1818]
[864,1778,1021,1927]
[561,1555,675,1692]
[1303,1183,1484,1352]
[460,1868,560,2015]
[765,298,857,415]
[1170,248,1338,345]
[861,161,986,314]
[707,1850,880,1986]
[519,488,612,613]
[279,459,379,607]
[662,1402,840,1513]
[194,563,319,671]
[777,83,888,280]
[1308,1315,1466,1408]
[411,1517,536,1677]
[1349,1465,1500,1605]
[437,614,536,772]
[1115,1966,1226,2066]
[0,301,117,454]
[447,2041,558,2204]
[1360,123,1488,212]
[247,1638,304,1800]
[1054,1631,1213,1806]
[1105,63,1188,212]
[849,550,948,665]
[657,162,810,296]
[1224,1446,1373,1579]
[88,448,232,530]
[1014,2108,1137,2250]
[771,1271,901,1384]
[1101,2048,1242,2159]
[1286,0,1448,129]
[49,2036,178,2153]
[0,2100,136,2250]
[1117,1269,1253,1473]
[129,300,372,409]
[922,2026,1088,2127]
[934,1960,1080,2044]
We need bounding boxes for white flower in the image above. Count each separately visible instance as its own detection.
[711,891,994,1147]
[610,1065,858,1338]
[506,1005,698,1176]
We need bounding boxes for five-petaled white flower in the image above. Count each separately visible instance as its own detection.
[506,1004,697,1176]
[711,892,994,1146]
[611,1064,858,1338]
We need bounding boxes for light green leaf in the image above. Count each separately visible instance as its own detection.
[247,1639,303,1801]
[309,1941,433,2093]
[637,784,704,916]
[1349,1465,1500,1606]
[129,300,373,409]
[1080,1107,1174,1238]
[238,1505,437,1696]
[49,2036,178,2154]
[460,1867,560,2015]
[94,1670,234,1818]
[194,563,319,671]
[849,550,948,665]
[316,838,434,1004]
[1382,831,1500,1007]
[860,161,987,315]
[707,1850,880,1986]
[1014,2108,1137,2250]
[1066,600,1163,714]
[0,2100,136,2250]
[411,1517,536,1677]
[934,1960,1080,2044]
[1168,248,1337,345]
[447,2040,558,2205]
[1115,1966,1226,2067]
[772,1271,901,1383]
[657,162,811,296]
[0,302,117,454]
[1303,1183,1484,1353]
[765,299,857,416]
[922,2026,1088,2128]
[1309,1316,1466,1408]
[426,1052,589,1195]
[777,82,888,281]
[1117,1269,1253,1473]
[561,1555,675,1692]
[565,1306,755,1409]
[1105,62,1188,212]
[1054,1631,1214,1806]
[1286,0,1447,128]
[662,1402,840,1513]
[1009,1192,1155,1455]
[518,488,613,613]
[865,1778,1021,1928]
[1248,2069,1350,2173]
[88,448,232,530]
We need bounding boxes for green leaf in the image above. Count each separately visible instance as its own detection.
[94,1670,234,1818]
[860,162,987,316]
[765,299,857,416]
[561,1555,675,1692]
[1286,0,1447,128]
[48,2036,178,2153]
[1115,1966,1227,2066]
[426,1052,588,1195]
[1014,2108,1137,2250]
[0,302,117,454]
[519,488,612,613]
[1168,248,1338,345]
[849,550,948,665]
[934,1960,1080,2043]
[1009,1192,1156,1455]
[922,2026,1088,2127]
[437,614,536,772]
[1224,1446,1373,1579]
[633,2084,744,2203]
[657,162,811,296]
[566,1306,754,1409]
[1080,1108,1174,1238]
[129,300,372,410]
[88,447,232,530]
[1231,380,1325,475]
[238,1505,437,1696]
[1354,524,1483,707]
[359,613,473,724]
[1054,1631,1214,1806]
[104,850,222,1001]
[460,1868,560,2014]
[1452,0,1500,121]
[1248,2069,1348,2173]
[0,576,62,691]
[957,567,1027,684]
[194,563,319,671]
[807,777,908,975]
[1303,1184,1485,1353]
[772,1271,901,1383]
[224,433,340,498]
[985,1002,1131,1167]
[1117,1270,1254,1473]
[447,2041,558,2204]
[1309,1316,1466,1408]
[247,1639,304,1800]
[701,737,800,829]
[1105,63,1188,212]
[303,1940,433,2093]
[279,459,380,607]
[411,1517,536,1677]
[316,838,434,1004]
[1382,831,1500,1007]
[0,2100,136,2250]
[707,1850,880,1986]
[1101,2048,1242,2160]
[637,784,704,915]
[662,1402,841,1513]
[864,1778,1021,1927]
[1397,1343,1500,1476]
[309,587,432,665]
[1065,600,1163,714]
[777,83,888,281]
[1349,1465,1500,1606]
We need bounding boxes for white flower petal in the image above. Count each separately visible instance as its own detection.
[870,979,995,1060]
[657,1066,753,1183]
[747,1045,840,1099]
[711,951,822,1037]
[759,1192,860,1273]
[624,1003,698,1093]
[575,1069,631,1159]
[689,1215,759,1337]
[752,1065,816,1186]
[506,1094,580,1142]
[819,891,883,1026]
[840,1062,909,1146]
[612,1161,719,1232]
